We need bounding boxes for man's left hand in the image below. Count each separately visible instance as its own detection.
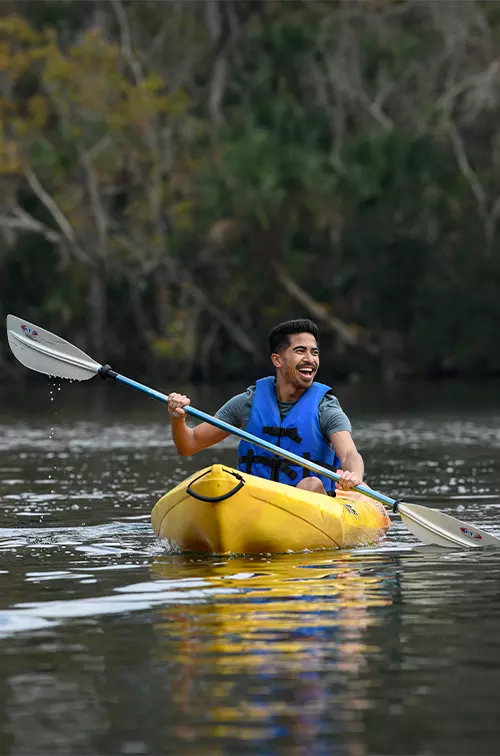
[336,469,362,490]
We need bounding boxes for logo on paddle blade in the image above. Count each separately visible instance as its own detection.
[460,527,482,541]
[21,324,38,338]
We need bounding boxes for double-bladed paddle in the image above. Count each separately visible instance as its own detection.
[6,314,500,549]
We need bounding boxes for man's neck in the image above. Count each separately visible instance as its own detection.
[275,376,306,403]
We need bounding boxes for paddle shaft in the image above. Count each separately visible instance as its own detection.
[102,368,397,509]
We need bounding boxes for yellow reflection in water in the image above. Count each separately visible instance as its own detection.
[150,551,394,754]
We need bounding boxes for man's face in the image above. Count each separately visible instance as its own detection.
[272,332,319,389]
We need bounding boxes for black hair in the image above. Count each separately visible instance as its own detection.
[268,319,319,354]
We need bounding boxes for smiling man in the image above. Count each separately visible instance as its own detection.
[167,319,364,494]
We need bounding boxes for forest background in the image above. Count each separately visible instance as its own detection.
[1,0,500,385]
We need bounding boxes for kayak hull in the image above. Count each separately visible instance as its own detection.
[152,465,391,554]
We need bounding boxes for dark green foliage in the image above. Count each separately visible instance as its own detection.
[1,0,500,381]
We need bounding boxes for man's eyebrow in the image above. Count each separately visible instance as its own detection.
[292,345,319,351]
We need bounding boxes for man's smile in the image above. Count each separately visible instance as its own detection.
[296,364,316,378]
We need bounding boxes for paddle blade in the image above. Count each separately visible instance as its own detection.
[6,315,101,381]
[398,501,500,548]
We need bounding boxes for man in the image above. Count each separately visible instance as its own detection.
[167,319,364,493]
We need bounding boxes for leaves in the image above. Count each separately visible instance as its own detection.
[2,0,500,379]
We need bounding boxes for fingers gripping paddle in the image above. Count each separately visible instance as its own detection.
[6,314,500,549]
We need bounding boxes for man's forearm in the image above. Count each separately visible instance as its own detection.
[171,417,196,456]
[340,450,364,480]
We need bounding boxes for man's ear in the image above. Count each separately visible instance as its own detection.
[271,352,281,368]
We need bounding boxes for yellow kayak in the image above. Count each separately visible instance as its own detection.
[152,465,391,554]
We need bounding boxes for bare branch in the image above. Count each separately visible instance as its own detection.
[437,59,500,115]
[271,259,375,353]
[115,228,259,357]
[427,0,476,48]
[0,205,61,243]
[205,0,228,124]
[208,56,227,125]
[111,1,165,238]
[80,148,108,259]
[114,233,162,275]
[448,121,487,220]
[320,18,394,132]
[110,0,143,82]
[185,270,259,358]
[24,169,75,244]
[87,134,112,161]
[143,20,173,68]
[24,169,91,265]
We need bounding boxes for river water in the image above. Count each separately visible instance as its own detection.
[0,378,499,755]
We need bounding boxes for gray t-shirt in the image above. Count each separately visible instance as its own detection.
[215,383,351,444]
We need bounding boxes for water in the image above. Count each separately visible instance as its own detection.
[1,379,500,755]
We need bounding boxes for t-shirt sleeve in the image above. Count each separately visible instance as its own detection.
[215,386,255,429]
[318,391,352,439]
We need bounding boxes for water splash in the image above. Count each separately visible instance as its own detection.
[46,379,63,498]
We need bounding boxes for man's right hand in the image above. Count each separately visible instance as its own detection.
[167,393,191,418]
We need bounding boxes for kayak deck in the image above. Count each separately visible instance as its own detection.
[152,465,391,555]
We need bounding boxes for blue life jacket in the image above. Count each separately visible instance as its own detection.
[237,376,341,491]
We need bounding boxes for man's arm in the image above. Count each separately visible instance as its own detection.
[167,392,229,455]
[171,416,229,456]
[330,430,364,490]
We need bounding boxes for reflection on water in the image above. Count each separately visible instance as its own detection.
[151,552,394,752]
[0,381,500,754]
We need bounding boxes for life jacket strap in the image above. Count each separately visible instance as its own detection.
[262,426,302,444]
[238,454,298,481]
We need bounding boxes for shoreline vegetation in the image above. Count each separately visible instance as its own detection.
[2,1,500,384]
